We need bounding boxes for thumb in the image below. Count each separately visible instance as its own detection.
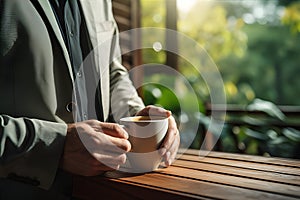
[137,105,172,118]
[99,122,129,139]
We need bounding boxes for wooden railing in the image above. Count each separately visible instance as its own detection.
[205,104,300,128]
[202,103,300,158]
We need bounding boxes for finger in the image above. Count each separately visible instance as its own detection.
[92,152,127,167]
[163,133,180,166]
[97,122,129,139]
[109,136,131,152]
[84,130,131,155]
[95,135,131,153]
[159,116,178,156]
[137,105,172,117]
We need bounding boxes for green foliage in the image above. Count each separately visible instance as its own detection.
[179,2,247,61]
[247,99,285,120]
[282,1,300,33]
[141,0,300,106]
[140,0,300,157]
[219,99,300,158]
[282,128,300,142]
[278,0,300,6]
[220,24,300,105]
[142,74,205,117]
[141,0,166,28]
[141,0,166,65]
[143,83,181,114]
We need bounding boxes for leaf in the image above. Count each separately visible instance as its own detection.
[266,130,278,140]
[268,136,289,145]
[245,128,269,141]
[240,116,268,126]
[247,99,286,120]
[282,128,300,142]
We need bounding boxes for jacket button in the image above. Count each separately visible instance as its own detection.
[66,102,76,112]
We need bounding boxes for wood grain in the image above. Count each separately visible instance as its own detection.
[178,154,300,176]
[73,149,300,200]
[104,172,299,200]
[173,159,300,186]
[179,149,300,168]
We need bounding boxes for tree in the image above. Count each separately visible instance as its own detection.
[282,1,300,34]
[178,1,247,62]
[221,24,300,105]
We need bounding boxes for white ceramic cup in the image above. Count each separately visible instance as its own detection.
[120,116,168,173]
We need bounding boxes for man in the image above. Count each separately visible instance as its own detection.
[0,0,180,199]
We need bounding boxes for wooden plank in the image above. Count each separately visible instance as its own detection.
[173,159,300,186]
[112,2,130,13]
[179,154,300,176]
[155,166,300,198]
[112,0,131,21]
[112,6,131,19]
[113,0,130,7]
[180,149,300,168]
[73,175,204,200]
[114,16,131,28]
[104,172,299,200]
[113,8,131,19]
[73,149,300,199]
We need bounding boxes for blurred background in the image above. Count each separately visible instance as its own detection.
[113,0,300,159]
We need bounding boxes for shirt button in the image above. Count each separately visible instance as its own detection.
[77,71,82,77]
[66,102,76,112]
[69,30,74,37]
[83,113,87,120]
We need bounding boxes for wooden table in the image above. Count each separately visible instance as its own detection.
[73,149,300,200]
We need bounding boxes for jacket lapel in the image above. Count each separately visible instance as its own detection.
[36,0,74,82]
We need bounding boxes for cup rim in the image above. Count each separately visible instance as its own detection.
[120,116,168,123]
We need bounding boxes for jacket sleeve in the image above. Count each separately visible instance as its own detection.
[0,115,67,189]
[107,1,145,121]
[0,1,68,189]
[109,59,145,121]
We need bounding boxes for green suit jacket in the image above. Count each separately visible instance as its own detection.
[0,0,144,198]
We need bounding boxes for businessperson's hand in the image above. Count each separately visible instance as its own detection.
[136,105,180,167]
[60,120,131,176]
